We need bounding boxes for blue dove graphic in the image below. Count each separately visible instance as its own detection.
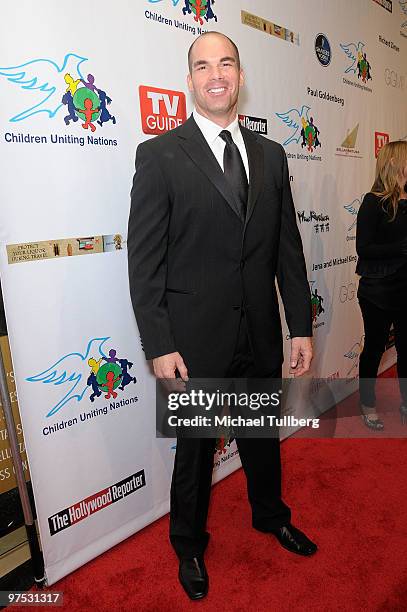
[339,42,364,74]
[0,53,87,122]
[275,105,310,146]
[343,196,363,232]
[26,337,109,417]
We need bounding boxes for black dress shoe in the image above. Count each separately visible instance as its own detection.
[179,556,208,600]
[270,524,317,556]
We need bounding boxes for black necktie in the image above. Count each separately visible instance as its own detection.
[219,129,248,220]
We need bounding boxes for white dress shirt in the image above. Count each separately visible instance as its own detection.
[192,109,250,182]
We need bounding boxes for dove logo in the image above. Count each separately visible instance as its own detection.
[139,85,187,135]
[343,195,364,240]
[276,105,322,160]
[0,53,117,139]
[375,131,390,157]
[26,337,137,418]
[340,42,373,92]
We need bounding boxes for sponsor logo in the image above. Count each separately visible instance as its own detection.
[343,194,364,240]
[400,1,407,37]
[344,336,364,377]
[276,105,322,161]
[139,85,187,135]
[310,372,340,396]
[340,42,373,92]
[48,470,146,535]
[0,53,118,147]
[181,0,218,25]
[315,34,332,66]
[375,131,390,157]
[241,9,300,45]
[336,124,362,158]
[384,68,406,89]
[238,114,268,134]
[0,53,116,130]
[144,0,217,35]
[6,234,124,264]
[372,0,393,12]
[378,34,399,51]
[339,282,357,303]
[309,282,325,329]
[27,338,137,418]
[297,210,330,234]
[307,86,344,106]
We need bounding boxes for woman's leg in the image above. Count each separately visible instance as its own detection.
[358,296,392,414]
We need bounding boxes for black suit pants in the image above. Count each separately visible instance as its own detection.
[169,311,291,559]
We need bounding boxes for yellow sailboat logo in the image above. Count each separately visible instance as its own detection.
[341,124,359,148]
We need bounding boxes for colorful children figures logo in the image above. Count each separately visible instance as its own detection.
[87,349,137,403]
[356,52,372,83]
[26,337,136,418]
[62,72,116,131]
[148,0,218,26]
[0,53,116,127]
[311,288,325,323]
[300,116,321,152]
[340,42,373,82]
[276,105,322,151]
[182,0,217,25]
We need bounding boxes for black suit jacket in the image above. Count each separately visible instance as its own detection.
[128,116,311,377]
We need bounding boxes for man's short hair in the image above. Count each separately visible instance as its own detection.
[188,31,241,72]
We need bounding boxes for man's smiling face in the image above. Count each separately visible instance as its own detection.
[187,33,244,127]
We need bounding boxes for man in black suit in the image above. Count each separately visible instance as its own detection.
[128,32,316,600]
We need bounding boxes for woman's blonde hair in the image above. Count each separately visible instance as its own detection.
[371,140,407,221]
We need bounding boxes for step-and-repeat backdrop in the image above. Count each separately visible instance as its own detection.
[1,0,406,585]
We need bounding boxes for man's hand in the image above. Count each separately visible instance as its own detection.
[153,351,189,393]
[289,337,312,377]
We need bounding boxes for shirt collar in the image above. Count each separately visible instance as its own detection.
[193,109,241,146]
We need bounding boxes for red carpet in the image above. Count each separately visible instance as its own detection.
[12,370,407,611]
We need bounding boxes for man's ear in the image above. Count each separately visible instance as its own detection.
[187,72,193,93]
[239,68,244,88]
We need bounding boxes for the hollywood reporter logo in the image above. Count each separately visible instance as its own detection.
[139,85,187,135]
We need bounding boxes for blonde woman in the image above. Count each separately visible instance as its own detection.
[356,140,407,430]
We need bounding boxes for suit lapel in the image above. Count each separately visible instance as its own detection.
[240,125,264,225]
[177,116,243,220]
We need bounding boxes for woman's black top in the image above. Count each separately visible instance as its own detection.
[356,192,407,310]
